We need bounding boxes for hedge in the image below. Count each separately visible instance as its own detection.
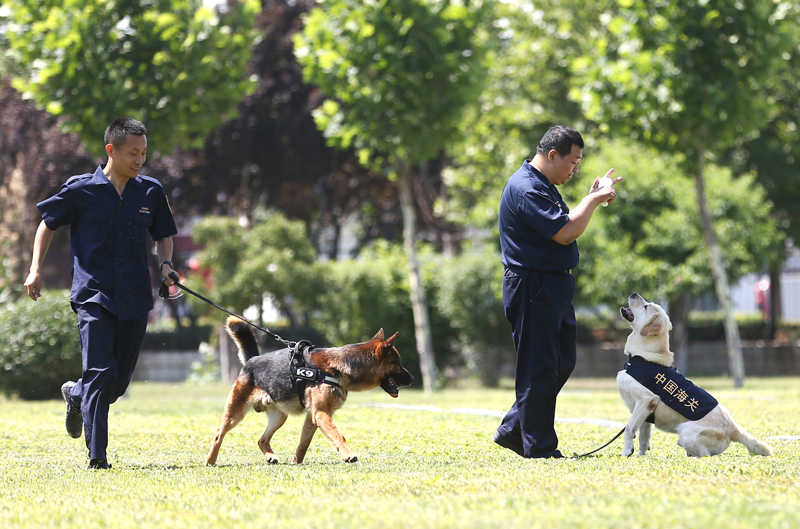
[0,290,81,400]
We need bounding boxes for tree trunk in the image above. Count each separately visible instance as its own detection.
[397,165,438,394]
[694,150,745,388]
[669,292,691,373]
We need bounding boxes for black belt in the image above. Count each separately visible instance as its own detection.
[506,266,571,274]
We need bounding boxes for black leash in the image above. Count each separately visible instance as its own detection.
[160,272,297,349]
[160,273,341,407]
[571,427,626,459]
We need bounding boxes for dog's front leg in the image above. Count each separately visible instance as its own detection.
[624,397,659,457]
[313,410,357,462]
[638,422,652,456]
[293,412,318,464]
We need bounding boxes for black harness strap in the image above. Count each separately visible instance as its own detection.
[289,340,341,408]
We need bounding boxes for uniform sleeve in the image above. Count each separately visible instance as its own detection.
[518,190,569,240]
[37,183,75,231]
[149,189,178,241]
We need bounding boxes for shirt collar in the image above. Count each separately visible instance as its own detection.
[524,159,557,193]
[92,164,143,187]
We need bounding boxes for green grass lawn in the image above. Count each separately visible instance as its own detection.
[1,377,798,528]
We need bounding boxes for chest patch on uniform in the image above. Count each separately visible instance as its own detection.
[624,356,718,421]
[138,206,150,214]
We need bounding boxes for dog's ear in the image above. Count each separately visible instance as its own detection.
[640,315,664,337]
[384,331,398,348]
[371,328,385,342]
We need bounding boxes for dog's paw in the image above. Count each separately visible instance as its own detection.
[623,440,635,457]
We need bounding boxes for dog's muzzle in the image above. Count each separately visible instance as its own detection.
[380,372,414,398]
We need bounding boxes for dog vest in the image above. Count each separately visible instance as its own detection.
[623,356,718,421]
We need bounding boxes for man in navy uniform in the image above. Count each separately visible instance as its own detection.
[24,118,179,469]
[494,125,622,458]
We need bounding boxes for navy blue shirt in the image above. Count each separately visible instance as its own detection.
[499,160,578,271]
[38,165,178,319]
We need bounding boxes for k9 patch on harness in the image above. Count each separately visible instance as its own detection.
[623,356,718,421]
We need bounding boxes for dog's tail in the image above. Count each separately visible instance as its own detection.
[225,316,260,365]
[732,425,773,456]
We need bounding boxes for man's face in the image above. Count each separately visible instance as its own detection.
[549,144,582,185]
[108,134,147,179]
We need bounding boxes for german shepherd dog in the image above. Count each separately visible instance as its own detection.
[205,316,415,465]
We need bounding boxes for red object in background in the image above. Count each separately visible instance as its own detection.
[754,278,770,321]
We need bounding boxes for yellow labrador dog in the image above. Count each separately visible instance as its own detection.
[617,292,772,457]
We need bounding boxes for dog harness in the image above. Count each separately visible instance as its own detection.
[623,356,718,421]
[290,341,342,408]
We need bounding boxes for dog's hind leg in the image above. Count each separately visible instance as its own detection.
[258,407,288,464]
[731,424,773,456]
[205,375,255,465]
[624,397,659,456]
[292,412,318,464]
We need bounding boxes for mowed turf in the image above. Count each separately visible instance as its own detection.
[0,377,798,529]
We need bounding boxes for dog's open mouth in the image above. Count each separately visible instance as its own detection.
[620,307,634,322]
[380,376,399,398]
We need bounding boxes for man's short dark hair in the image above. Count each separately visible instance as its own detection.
[104,118,147,147]
[536,125,584,157]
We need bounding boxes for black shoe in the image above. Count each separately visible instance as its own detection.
[88,459,112,469]
[493,431,525,457]
[528,449,564,459]
[61,381,83,439]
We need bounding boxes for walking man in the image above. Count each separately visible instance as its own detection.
[24,118,179,469]
[494,125,621,458]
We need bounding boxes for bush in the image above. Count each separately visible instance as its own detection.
[312,242,459,385]
[432,249,512,387]
[0,290,81,400]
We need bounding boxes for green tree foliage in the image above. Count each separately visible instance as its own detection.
[570,0,792,154]
[726,3,800,247]
[189,212,325,326]
[1,0,260,156]
[152,0,399,259]
[293,0,491,170]
[0,290,81,400]
[564,140,785,308]
[569,0,793,386]
[444,0,606,230]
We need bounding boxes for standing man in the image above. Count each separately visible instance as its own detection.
[494,125,621,459]
[23,118,179,469]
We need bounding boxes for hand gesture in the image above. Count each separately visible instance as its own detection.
[590,168,623,206]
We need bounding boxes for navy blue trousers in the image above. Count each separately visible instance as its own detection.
[497,267,577,456]
[68,303,147,461]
